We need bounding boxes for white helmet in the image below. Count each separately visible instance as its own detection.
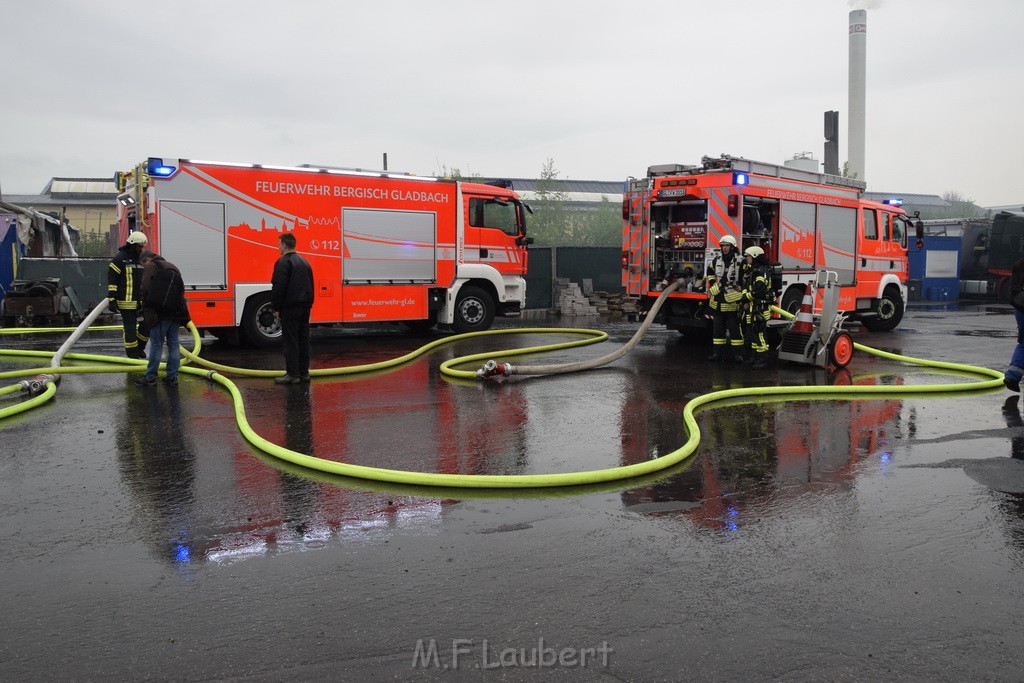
[744,246,765,258]
[719,235,737,247]
[126,231,148,246]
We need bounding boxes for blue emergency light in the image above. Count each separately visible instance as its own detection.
[733,172,748,186]
[147,157,177,177]
[884,198,904,206]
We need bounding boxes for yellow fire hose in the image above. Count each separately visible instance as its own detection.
[0,299,1006,489]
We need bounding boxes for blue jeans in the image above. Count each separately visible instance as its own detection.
[145,319,181,379]
[1007,309,1024,382]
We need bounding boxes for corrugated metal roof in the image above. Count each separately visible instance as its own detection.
[42,177,117,199]
[480,178,623,196]
[863,192,950,208]
[1,193,114,207]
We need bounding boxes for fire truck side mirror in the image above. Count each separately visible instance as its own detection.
[915,220,924,242]
[516,236,535,247]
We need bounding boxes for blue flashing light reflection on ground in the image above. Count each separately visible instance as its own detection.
[880,451,892,464]
[173,544,191,564]
[725,506,739,532]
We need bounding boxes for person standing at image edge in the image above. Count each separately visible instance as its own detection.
[1004,257,1024,392]
[271,233,315,384]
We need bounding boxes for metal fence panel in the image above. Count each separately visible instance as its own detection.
[18,258,111,309]
[524,247,623,310]
[555,247,623,294]
[525,247,552,309]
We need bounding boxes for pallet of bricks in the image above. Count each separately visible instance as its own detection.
[582,278,638,317]
[554,278,598,316]
[555,278,639,317]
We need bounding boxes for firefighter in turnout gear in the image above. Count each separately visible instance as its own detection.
[706,235,744,361]
[741,246,774,369]
[108,231,150,359]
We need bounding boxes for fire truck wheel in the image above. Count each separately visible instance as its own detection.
[828,331,854,368]
[452,286,494,333]
[241,292,283,348]
[862,287,904,332]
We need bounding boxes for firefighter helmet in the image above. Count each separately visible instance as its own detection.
[719,235,737,247]
[744,246,765,259]
[127,231,148,246]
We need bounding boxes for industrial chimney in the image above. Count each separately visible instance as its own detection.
[848,9,867,180]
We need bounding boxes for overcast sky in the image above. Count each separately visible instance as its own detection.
[2,0,1021,206]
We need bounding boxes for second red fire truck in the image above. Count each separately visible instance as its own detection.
[622,154,921,334]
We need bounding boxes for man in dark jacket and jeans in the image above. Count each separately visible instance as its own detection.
[134,251,191,387]
[271,233,315,384]
[1005,257,1024,392]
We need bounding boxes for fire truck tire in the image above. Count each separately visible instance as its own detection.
[241,292,283,348]
[862,287,904,332]
[828,331,855,368]
[452,286,494,333]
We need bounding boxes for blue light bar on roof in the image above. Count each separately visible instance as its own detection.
[147,157,177,177]
[884,198,904,206]
[733,172,748,186]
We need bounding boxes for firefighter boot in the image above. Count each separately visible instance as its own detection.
[751,353,768,370]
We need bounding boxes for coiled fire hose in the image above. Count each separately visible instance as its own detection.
[0,294,1006,489]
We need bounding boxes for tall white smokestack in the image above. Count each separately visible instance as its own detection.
[848,9,867,180]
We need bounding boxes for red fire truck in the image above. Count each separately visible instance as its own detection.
[115,157,534,346]
[622,155,921,334]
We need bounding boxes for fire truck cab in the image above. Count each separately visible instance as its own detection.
[115,158,534,346]
[622,155,920,334]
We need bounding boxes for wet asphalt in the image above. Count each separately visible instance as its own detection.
[2,301,1024,681]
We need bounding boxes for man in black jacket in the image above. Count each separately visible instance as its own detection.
[1005,257,1024,392]
[271,233,315,384]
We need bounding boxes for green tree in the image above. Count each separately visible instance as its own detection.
[565,197,621,247]
[526,158,570,246]
[433,164,480,181]
[940,191,985,218]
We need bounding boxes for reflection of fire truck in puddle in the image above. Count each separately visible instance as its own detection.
[117,357,528,566]
[620,368,903,531]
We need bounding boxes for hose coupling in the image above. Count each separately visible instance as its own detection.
[20,375,51,396]
[475,360,514,379]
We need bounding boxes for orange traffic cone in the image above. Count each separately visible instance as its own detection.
[792,290,815,334]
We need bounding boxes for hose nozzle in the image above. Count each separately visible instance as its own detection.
[476,360,514,379]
